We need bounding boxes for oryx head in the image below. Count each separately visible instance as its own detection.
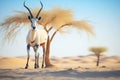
[24,1,43,30]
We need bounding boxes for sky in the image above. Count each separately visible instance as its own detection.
[0,0,120,57]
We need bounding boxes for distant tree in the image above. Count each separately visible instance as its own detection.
[0,8,94,67]
[89,47,107,66]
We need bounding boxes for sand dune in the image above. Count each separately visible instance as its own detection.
[0,55,120,69]
[0,55,120,80]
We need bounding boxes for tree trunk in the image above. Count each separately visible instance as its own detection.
[96,55,100,66]
[45,36,53,67]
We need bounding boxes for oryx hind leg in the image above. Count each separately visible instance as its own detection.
[42,45,45,68]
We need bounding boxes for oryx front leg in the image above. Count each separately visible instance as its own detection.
[25,44,30,69]
[34,44,39,69]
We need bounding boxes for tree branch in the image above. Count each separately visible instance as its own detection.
[44,16,56,32]
[44,26,48,32]
[50,23,71,42]
[50,30,58,43]
[48,27,53,33]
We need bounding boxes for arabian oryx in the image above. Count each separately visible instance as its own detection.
[24,1,48,69]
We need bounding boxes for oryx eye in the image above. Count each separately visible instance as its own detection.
[28,16,31,20]
[38,17,41,20]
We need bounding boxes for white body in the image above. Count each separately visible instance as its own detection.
[26,29,48,47]
[24,1,47,68]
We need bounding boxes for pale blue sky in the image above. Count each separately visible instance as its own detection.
[0,0,120,57]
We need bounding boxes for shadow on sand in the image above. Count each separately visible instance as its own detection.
[45,69,120,78]
[0,69,120,79]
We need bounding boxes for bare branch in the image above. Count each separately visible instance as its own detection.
[50,24,70,42]
[42,16,56,33]
[48,27,53,33]
[42,24,48,32]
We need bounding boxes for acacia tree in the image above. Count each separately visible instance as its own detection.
[0,8,94,67]
[89,47,107,66]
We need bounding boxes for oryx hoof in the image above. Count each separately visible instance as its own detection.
[34,64,39,69]
[41,65,44,68]
[25,66,28,69]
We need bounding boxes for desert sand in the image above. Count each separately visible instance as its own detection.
[0,55,120,80]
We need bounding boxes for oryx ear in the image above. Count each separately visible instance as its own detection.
[38,16,41,20]
[28,16,31,20]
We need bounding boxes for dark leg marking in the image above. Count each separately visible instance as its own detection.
[34,44,39,69]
